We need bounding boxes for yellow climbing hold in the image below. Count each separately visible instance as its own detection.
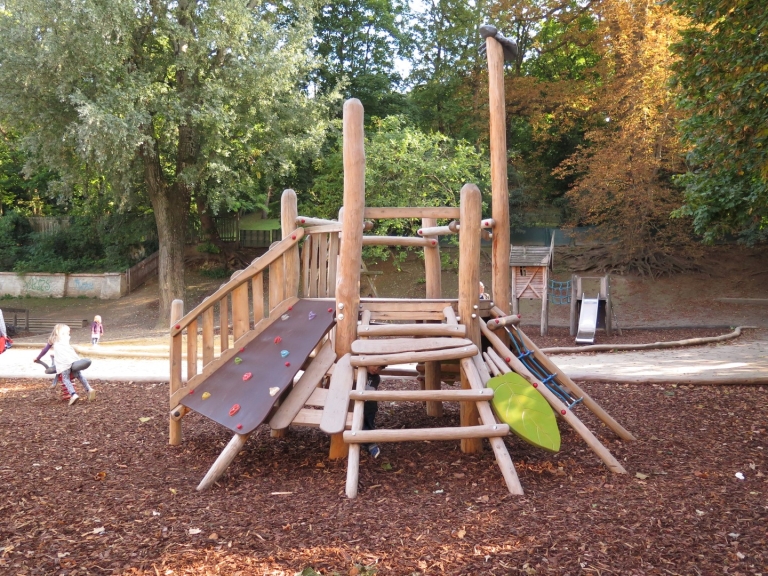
[202,392,211,400]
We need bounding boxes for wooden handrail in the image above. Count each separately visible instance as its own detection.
[170,226,305,335]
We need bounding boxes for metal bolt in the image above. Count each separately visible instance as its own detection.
[338,313,344,320]
[473,304,478,310]
[338,302,344,310]
[471,313,477,319]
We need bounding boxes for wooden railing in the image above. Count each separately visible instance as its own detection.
[168,227,304,444]
[125,251,159,294]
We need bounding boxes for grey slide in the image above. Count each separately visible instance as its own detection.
[575,294,600,345]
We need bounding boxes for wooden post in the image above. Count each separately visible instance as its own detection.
[169,299,184,446]
[541,263,549,337]
[486,35,511,317]
[422,217,443,417]
[197,433,249,491]
[281,190,300,298]
[330,98,365,460]
[458,183,482,453]
[570,274,578,336]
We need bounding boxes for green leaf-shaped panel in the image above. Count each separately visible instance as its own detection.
[487,372,560,453]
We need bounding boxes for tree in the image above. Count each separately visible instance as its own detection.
[313,0,413,119]
[0,0,334,324]
[669,0,768,243]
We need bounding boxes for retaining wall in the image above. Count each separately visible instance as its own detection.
[0,272,127,299]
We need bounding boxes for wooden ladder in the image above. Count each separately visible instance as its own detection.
[332,305,523,498]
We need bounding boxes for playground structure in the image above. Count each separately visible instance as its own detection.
[166,32,635,497]
[509,236,555,336]
[570,274,618,344]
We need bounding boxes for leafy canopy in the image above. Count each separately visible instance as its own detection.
[669,0,768,243]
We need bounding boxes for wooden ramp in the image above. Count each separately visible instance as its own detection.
[338,305,524,498]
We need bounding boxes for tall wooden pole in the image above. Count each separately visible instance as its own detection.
[169,299,184,445]
[422,217,443,417]
[281,189,300,298]
[458,184,482,453]
[486,36,511,316]
[330,98,365,459]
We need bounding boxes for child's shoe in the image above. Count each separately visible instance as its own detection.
[368,444,381,459]
[88,389,97,401]
[68,394,79,406]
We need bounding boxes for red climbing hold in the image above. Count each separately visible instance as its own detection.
[189,389,195,395]
[229,404,241,416]
[561,409,567,415]
[239,347,245,352]
[242,372,252,381]
[505,357,511,363]
[285,362,291,367]
[236,424,243,430]
[274,336,282,344]
[288,306,293,311]
[175,324,180,330]
[328,308,333,313]
[532,383,538,388]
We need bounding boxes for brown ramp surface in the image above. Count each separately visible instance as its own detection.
[181,299,335,434]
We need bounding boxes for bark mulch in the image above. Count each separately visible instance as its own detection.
[1,329,766,575]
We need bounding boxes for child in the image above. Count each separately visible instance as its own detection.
[362,364,385,458]
[46,324,96,405]
[91,315,104,346]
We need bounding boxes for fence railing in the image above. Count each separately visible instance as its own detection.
[126,251,159,294]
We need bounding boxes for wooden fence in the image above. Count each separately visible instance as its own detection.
[126,251,159,294]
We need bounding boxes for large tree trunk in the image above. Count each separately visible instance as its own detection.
[142,146,190,328]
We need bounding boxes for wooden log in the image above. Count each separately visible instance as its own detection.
[169,299,184,446]
[514,327,636,441]
[487,314,522,330]
[317,232,329,296]
[328,231,340,297]
[296,216,338,227]
[422,215,443,416]
[268,340,336,430]
[301,234,311,297]
[268,255,285,313]
[362,235,436,248]
[461,356,524,495]
[484,352,501,376]
[364,207,460,220]
[346,311,371,498]
[201,308,214,366]
[252,271,264,325]
[357,323,466,337]
[344,424,508,444]
[169,404,189,421]
[350,344,478,367]
[350,389,493,402]
[351,337,473,355]
[292,408,353,428]
[320,353,354,435]
[458,183,482,453]
[486,36,511,318]
[306,224,343,235]
[282,190,301,298]
[218,295,229,353]
[335,98,365,358]
[542,327,747,354]
[196,433,249,491]
[232,283,250,342]
[417,225,455,236]
[186,319,198,381]
[480,321,627,474]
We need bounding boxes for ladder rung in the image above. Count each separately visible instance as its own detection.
[349,389,493,402]
[343,424,508,444]
[357,324,467,338]
[350,344,478,367]
[351,337,473,355]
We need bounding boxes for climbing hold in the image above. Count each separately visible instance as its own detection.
[234,357,243,364]
[236,424,243,430]
[175,324,180,330]
[202,392,211,400]
[288,305,293,311]
[229,404,240,416]
[561,409,567,415]
[269,387,279,396]
[274,336,282,344]
[239,347,245,352]
[281,314,290,321]
[285,361,291,367]
[532,383,538,388]
[281,350,289,358]
[188,389,195,395]
[308,311,316,320]
[242,372,253,381]
[327,308,333,313]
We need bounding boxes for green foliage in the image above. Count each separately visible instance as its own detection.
[304,116,490,241]
[669,0,768,243]
[0,211,33,270]
[0,132,55,216]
